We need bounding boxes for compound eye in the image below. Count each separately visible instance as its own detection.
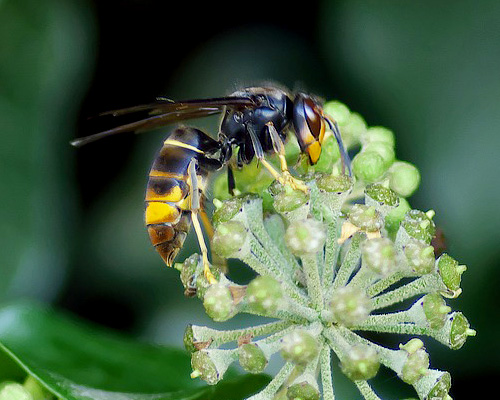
[303,97,323,139]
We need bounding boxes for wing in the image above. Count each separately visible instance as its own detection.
[71,96,255,147]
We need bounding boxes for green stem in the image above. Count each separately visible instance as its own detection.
[247,362,295,400]
[354,380,383,400]
[332,232,362,290]
[301,253,324,309]
[320,345,335,400]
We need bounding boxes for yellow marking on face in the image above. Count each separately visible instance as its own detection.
[145,202,180,225]
[163,139,205,154]
[306,141,322,164]
[145,185,185,202]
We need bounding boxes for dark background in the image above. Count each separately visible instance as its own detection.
[1,0,499,398]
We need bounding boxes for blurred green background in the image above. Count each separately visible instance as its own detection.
[1,0,498,398]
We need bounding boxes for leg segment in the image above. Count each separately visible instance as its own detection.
[188,159,217,284]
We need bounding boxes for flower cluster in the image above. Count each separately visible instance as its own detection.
[175,101,475,400]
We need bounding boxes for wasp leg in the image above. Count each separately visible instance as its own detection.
[323,115,352,176]
[227,165,236,196]
[265,122,309,193]
[188,159,217,284]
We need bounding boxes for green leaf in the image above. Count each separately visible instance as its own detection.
[0,302,269,400]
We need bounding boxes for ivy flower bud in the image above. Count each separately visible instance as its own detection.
[316,173,353,194]
[191,349,233,385]
[285,219,326,255]
[246,275,284,315]
[405,239,435,275]
[271,182,310,214]
[401,210,436,244]
[363,142,395,169]
[414,370,452,400]
[286,381,320,400]
[422,293,451,330]
[212,221,248,259]
[437,254,466,296]
[352,151,387,183]
[399,339,430,384]
[340,112,367,147]
[329,286,372,327]
[389,161,421,197]
[385,196,411,238]
[0,382,32,400]
[212,196,245,226]
[449,312,476,350]
[203,283,236,322]
[238,343,268,374]
[365,184,399,209]
[362,126,395,148]
[340,344,380,381]
[280,330,319,366]
[362,237,398,276]
[348,204,384,232]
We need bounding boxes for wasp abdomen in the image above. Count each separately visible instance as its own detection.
[145,127,221,267]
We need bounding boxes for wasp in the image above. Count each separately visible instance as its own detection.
[72,85,351,284]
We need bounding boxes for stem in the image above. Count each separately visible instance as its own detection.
[354,380,383,400]
[301,253,324,309]
[366,270,405,297]
[332,232,362,290]
[191,320,293,347]
[320,345,335,400]
[247,362,295,400]
[323,221,341,286]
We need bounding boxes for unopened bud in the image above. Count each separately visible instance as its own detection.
[271,182,310,214]
[363,142,395,169]
[437,254,466,295]
[399,340,430,384]
[238,343,268,374]
[389,161,420,197]
[281,330,319,366]
[362,126,395,148]
[285,219,326,255]
[352,151,387,183]
[286,381,320,400]
[340,344,380,381]
[212,221,248,258]
[348,204,384,232]
[405,239,435,275]
[203,283,236,322]
[212,196,245,226]
[246,275,284,315]
[329,286,372,327]
[401,210,436,244]
[423,293,450,330]
[362,238,398,276]
[0,382,32,400]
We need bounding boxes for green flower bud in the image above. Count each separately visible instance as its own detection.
[285,219,326,255]
[340,344,380,381]
[348,204,384,232]
[212,221,248,258]
[385,197,411,238]
[362,238,398,276]
[191,350,220,385]
[329,286,372,327]
[437,254,466,295]
[178,254,201,296]
[286,381,320,400]
[340,112,367,147]
[415,370,452,400]
[389,161,421,197]
[362,126,395,148]
[271,182,310,213]
[399,340,430,384]
[324,101,350,125]
[238,343,268,374]
[423,293,450,330]
[203,283,235,322]
[405,239,435,275]
[212,196,245,226]
[352,151,387,183]
[0,382,32,400]
[365,184,399,208]
[23,376,51,400]
[281,330,319,366]
[183,324,197,353]
[246,275,284,315]
[449,312,476,350]
[363,142,395,169]
[401,210,436,244]
[316,173,353,193]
